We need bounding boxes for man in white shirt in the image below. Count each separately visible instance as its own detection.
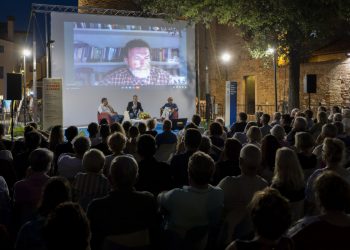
[98,97,124,123]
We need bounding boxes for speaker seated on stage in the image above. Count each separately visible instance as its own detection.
[160,97,178,120]
[97,97,124,124]
[126,95,143,119]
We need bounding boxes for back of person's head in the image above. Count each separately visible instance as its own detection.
[273,112,281,121]
[293,117,307,131]
[110,155,138,190]
[49,125,64,148]
[296,111,305,117]
[273,147,304,189]
[305,109,313,119]
[333,113,342,122]
[223,138,242,161]
[198,135,212,154]
[188,151,214,186]
[321,123,338,138]
[246,126,262,143]
[28,122,38,130]
[108,132,126,153]
[255,111,263,121]
[38,177,72,216]
[261,113,270,125]
[146,118,156,130]
[240,144,261,175]
[239,112,248,122]
[29,148,53,172]
[184,128,202,151]
[322,137,345,166]
[72,136,91,156]
[270,124,285,141]
[163,119,172,131]
[281,114,292,126]
[128,126,139,139]
[24,125,35,136]
[332,106,341,114]
[99,124,110,139]
[44,202,90,250]
[209,122,223,136]
[110,122,125,135]
[318,106,327,112]
[244,121,258,133]
[317,111,328,124]
[65,126,79,142]
[215,117,225,127]
[137,134,156,157]
[290,108,300,117]
[249,188,291,241]
[295,132,314,152]
[0,123,4,136]
[261,135,280,170]
[122,121,132,135]
[83,149,105,173]
[314,172,350,212]
[185,122,198,130]
[192,114,201,126]
[25,131,42,149]
[99,118,108,125]
[333,121,344,134]
[87,122,99,138]
[137,122,147,134]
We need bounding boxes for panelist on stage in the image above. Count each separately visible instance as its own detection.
[98,97,123,123]
[161,97,178,120]
[127,95,143,119]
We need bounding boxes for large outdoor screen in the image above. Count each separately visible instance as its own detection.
[51,12,195,126]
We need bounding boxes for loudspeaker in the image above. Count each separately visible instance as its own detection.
[6,73,22,100]
[304,74,317,93]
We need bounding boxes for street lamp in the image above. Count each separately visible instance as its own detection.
[221,52,231,81]
[267,47,278,112]
[22,48,31,125]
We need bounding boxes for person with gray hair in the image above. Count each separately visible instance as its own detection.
[270,112,282,126]
[87,155,158,250]
[270,124,289,147]
[287,116,308,146]
[218,144,268,244]
[58,136,91,182]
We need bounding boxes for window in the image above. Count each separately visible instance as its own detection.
[0,45,4,53]
[0,67,3,79]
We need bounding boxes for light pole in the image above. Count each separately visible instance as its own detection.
[221,52,231,81]
[267,47,278,112]
[22,48,31,125]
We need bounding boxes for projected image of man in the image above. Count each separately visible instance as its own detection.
[100,39,172,86]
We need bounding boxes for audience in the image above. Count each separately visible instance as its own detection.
[259,113,272,137]
[48,125,64,152]
[309,111,328,140]
[92,124,111,156]
[145,118,158,137]
[103,132,126,176]
[259,135,280,184]
[246,126,262,147]
[54,126,78,164]
[295,132,318,180]
[229,112,248,137]
[209,122,225,149]
[155,119,177,147]
[87,122,100,147]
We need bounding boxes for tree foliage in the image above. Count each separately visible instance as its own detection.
[141,0,350,109]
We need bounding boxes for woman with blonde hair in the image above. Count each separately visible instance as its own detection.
[246,126,262,147]
[271,147,305,221]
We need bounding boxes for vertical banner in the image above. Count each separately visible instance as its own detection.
[43,78,63,130]
[225,81,237,127]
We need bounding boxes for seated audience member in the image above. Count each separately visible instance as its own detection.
[0,142,16,191]
[74,149,109,210]
[259,135,280,184]
[28,122,50,148]
[155,119,177,147]
[109,122,125,135]
[13,148,52,226]
[0,176,11,227]
[229,112,248,137]
[0,124,12,150]
[137,121,147,135]
[334,121,350,147]
[159,152,223,247]
[259,113,272,137]
[304,109,314,130]
[289,172,350,250]
[218,144,268,244]
[232,122,258,145]
[328,105,342,121]
[43,202,90,250]
[214,138,242,185]
[16,177,72,250]
[103,132,126,176]
[176,122,199,154]
[14,130,42,180]
[122,120,132,138]
[313,123,338,161]
[87,155,158,250]
[171,128,202,187]
[215,117,228,136]
[125,126,139,156]
[270,124,289,147]
[92,124,111,156]
[145,118,158,137]
[246,126,262,147]
[281,114,293,134]
[271,147,305,222]
[191,114,205,133]
[87,122,100,147]
[309,111,328,141]
[209,122,225,149]
[199,135,221,162]
[57,136,91,182]
[226,188,292,250]
[305,138,350,215]
[255,111,263,127]
[135,134,172,195]
[48,125,64,152]
[270,112,281,126]
[295,132,318,180]
[286,116,307,146]
[54,126,78,172]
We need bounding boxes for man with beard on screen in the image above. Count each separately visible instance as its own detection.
[100,39,172,86]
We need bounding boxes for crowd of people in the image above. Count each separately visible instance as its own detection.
[1,105,350,249]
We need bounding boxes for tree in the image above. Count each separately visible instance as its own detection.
[141,0,350,111]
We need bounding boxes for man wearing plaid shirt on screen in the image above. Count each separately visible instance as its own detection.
[100,39,172,86]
